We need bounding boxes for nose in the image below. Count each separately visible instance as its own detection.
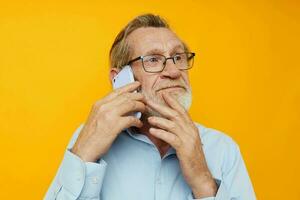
[160,58,181,79]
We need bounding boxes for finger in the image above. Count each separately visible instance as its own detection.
[103,81,141,103]
[112,92,146,105]
[105,92,146,115]
[149,128,180,149]
[116,101,146,116]
[114,81,141,95]
[121,116,143,129]
[146,99,177,119]
[99,91,146,112]
[128,92,146,104]
[162,93,191,122]
[148,116,180,136]
[162,93,187,115]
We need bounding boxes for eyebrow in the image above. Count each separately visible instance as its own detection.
[144,44,185,56]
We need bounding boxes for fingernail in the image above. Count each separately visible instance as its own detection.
[149,127,155,132]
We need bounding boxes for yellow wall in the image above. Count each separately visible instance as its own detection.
[0,0,299,199]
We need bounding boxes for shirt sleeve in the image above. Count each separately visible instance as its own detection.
[44,124,108,200]
[187,139,256,200]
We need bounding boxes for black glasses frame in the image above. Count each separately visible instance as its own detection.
[127,52,195,73]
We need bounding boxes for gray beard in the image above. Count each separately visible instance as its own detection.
[142,89,192,118]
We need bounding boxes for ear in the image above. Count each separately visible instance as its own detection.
[109,67,120,82]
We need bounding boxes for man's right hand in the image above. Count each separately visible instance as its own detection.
[71,81,146,162]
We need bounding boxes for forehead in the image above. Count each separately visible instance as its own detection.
[126,27,185,57]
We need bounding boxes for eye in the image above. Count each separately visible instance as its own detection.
[149,57,159,62]
[144,55,162,63]
[174,54,182,61]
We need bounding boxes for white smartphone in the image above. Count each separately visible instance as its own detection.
[112,65,142,119]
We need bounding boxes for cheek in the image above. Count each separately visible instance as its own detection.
[141,76,159,95]
[141,80,154,94]
[132,66,159,94]
[182,72,190,86]
[132,66,145,85]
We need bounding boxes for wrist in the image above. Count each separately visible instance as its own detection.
[191,174,217,198]
[71,145,98,162]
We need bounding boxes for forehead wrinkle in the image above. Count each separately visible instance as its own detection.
[128,28,184,54]
[143,42,185,57]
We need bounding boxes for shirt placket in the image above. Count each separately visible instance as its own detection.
[154,159,164,200]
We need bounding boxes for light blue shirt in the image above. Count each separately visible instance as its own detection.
[44,122,256,200]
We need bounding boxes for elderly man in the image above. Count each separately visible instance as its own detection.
[45,14,256,200]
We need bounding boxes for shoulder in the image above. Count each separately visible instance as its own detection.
[194,122,242,172]
[194,122,239,150]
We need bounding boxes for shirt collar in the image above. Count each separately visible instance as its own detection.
[125,127,177,158]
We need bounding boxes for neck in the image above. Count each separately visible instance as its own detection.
[137,114,170,158]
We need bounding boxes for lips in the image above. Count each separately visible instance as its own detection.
[156,85,185,92]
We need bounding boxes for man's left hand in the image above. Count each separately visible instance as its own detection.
[147,92,217,198]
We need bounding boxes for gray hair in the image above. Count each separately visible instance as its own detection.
[109,13,188,70]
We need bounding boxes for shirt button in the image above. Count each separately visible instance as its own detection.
[76,175,82,181]
[92,177,99,184]
[156,178,161,184]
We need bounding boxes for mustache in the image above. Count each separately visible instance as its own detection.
[155,81,188,92]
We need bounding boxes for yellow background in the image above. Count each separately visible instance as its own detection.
[0,0,299,199]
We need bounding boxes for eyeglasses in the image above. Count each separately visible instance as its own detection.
[127,52,195,73]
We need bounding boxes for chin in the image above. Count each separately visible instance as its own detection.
[142,87,192,116]
[162,90,192,111]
